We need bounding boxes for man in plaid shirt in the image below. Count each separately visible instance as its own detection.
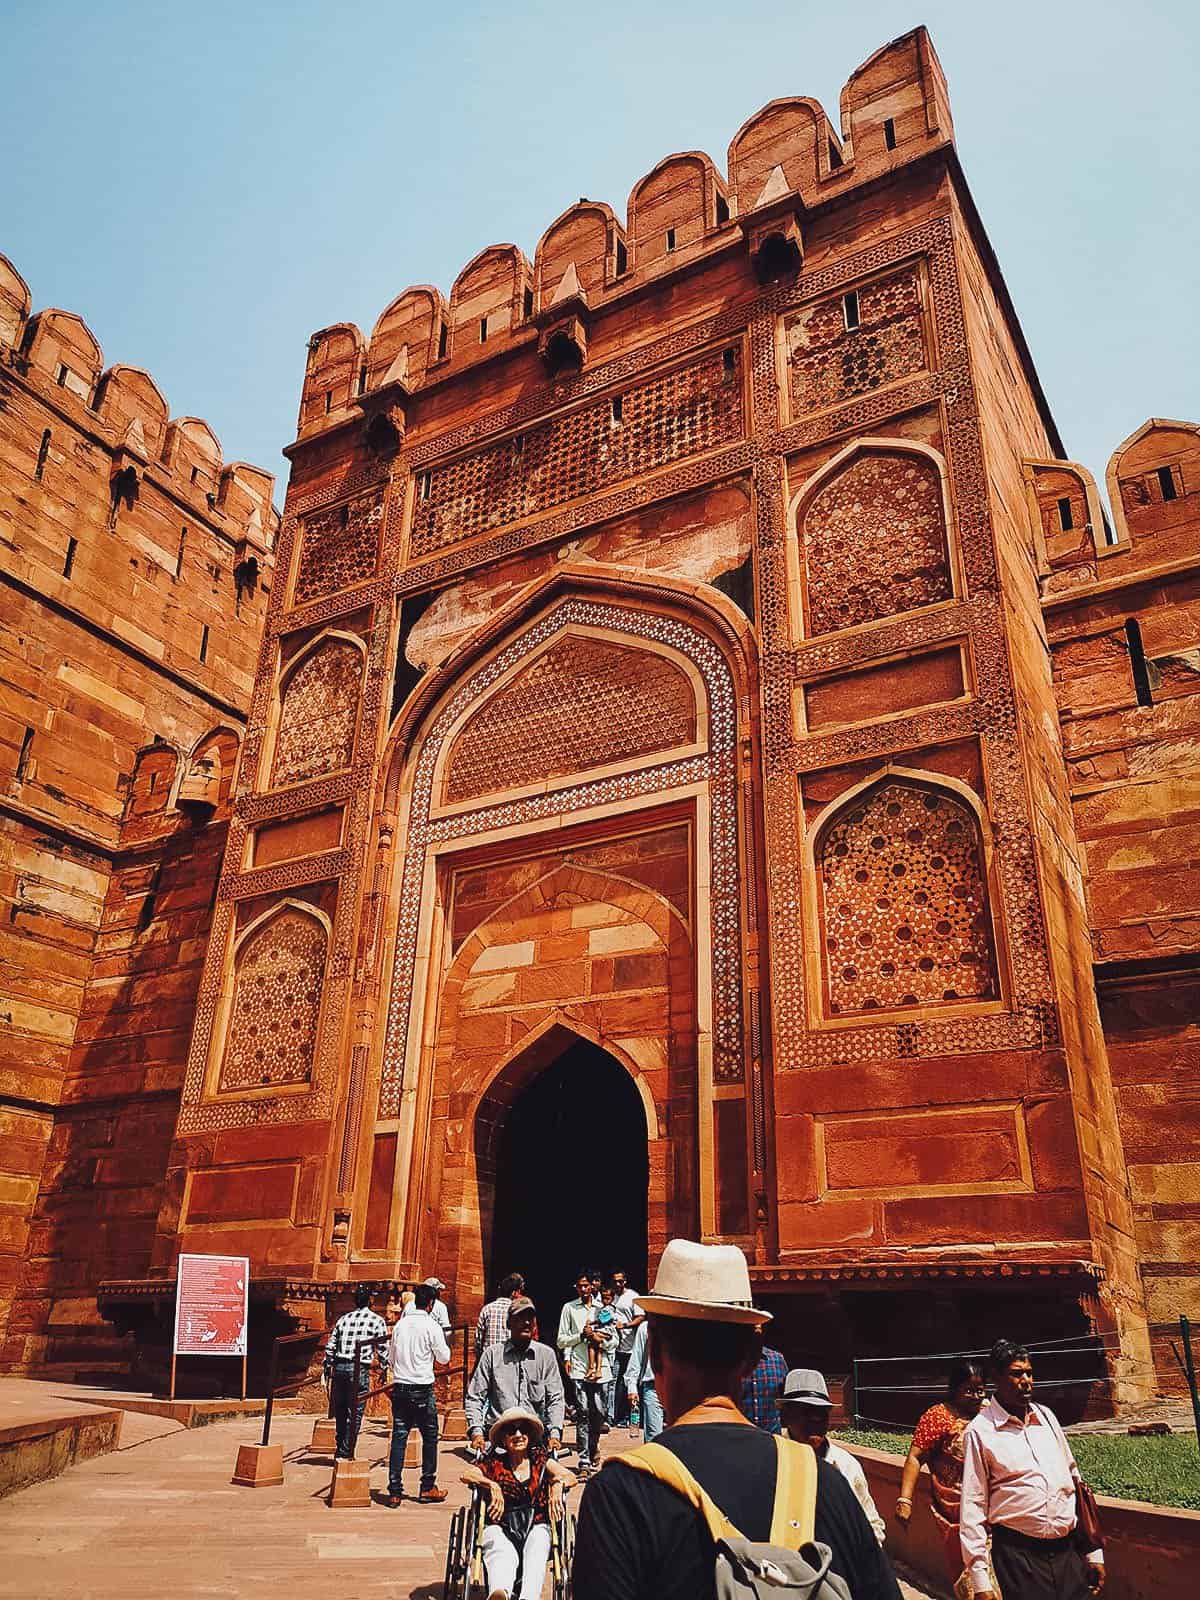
[323,1285,387,1459]
[475,1272,524,1362]
[739,1342,788,1434]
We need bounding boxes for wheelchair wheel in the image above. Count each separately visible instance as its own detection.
[553,1509,576,1600]
[443,1505,467,1599]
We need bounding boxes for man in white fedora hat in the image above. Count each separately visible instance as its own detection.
[572,1239,901,1600]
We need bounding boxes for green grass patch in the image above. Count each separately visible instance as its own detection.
[833,1427,1200,1512]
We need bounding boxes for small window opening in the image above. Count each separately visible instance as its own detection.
[715,193,730,226]
[828,139,844,171]
[56,364,70,387]
[136,862,162,934]
[175,528,187,579]
[190,466,199,484]
[323,390,332,414]
[665,227,676,252]
[615,238,628,276]
[1157,466,1178,502]
[418,471,431,501]
[437,322,449,360]
[35,429,51,480]
[512,433,524,457]
[1057,497,1074,532]
[883,117,897,151]
[722,349,737,380]
[479,316,489,344]
[63,537,77,579]
[610,395,623,425]
[199,624,209,664]
[1125,618,1153,708]
[842,291,860,331]
[523,287,534,319]
[16,727,34,781]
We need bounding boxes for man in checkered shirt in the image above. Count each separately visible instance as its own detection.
[474,1272,524,1363]
[323,1285,387,1459]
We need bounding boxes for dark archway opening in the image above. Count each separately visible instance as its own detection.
[486,1038,648,1326]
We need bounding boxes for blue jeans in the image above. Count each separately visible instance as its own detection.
[388,1382,439,1495]
[639,1381,664,1442]
[328,1359,370,1459]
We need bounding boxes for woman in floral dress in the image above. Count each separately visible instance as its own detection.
[895,1359,988,1594]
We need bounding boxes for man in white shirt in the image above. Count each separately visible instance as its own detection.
[609,1268,645,1424]
[386,1282,450,1505]
[961,1340,1104,1600]
[556,1271,616,1472]
[780,1368,887,1545]
[402,1273,451,1333]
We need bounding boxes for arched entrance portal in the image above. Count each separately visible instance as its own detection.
[483,1037,649,1316]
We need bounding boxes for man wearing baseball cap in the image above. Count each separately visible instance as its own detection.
[402,1274,451,1334]
[466,1296,566,1455]
[780,1368,887,1545]
[572,1239,900,1600]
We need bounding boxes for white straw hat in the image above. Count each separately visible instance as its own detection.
[637,1239,770,1325]
[488,1406,545,1447]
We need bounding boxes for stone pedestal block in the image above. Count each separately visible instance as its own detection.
[231,1443,284,1488]
[441,1406,468,1441]
[328,1456,371,1508]
[310,1417,337,1453]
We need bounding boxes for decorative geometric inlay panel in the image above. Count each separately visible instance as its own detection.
[802,450,952,636]
[293,487,385,606]
[217,909,327,1092]
[443,634,697,804]
[410,349,744,557]
[817,781,997,1017]
[786,267,925,414]
[381,598,745,1115]
[271,640,362,789]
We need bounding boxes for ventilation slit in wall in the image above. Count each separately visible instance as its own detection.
[722,349,737,379]
[665,227,677,252]
[418,471,431,501]
[1157,466,1178,502]
[1057,497,1074,532]
[715,193,730,226]
[175,528,186,579]
[323,390,332,414]
[1126,617,1154,708]
[883,117,897,150]
[16,727,34,781]
[479,316,488,343]
[35,429,51,481]
[437,321,449,360]
[199,623,209,664]
[523,287,533,319]
[828,139,844,170]
[56,364,69,387]
[842,290,860,331]
[63,537,77,579]
[615,238,628,276]
[610,395,623,425]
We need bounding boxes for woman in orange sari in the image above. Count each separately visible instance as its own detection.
[895,1359,988,1595]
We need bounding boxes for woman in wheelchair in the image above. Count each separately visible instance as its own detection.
[460,1406,576,1600]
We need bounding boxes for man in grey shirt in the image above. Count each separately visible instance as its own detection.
[466,1297,565,1452]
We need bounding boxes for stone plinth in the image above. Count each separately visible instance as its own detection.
[328,1456,371,1508]
[232,1442,284,1488]
[310,1417,337,1453]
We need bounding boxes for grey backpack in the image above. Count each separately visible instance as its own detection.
[611,1438,854,1600]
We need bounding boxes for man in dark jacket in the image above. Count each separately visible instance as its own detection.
[573,1240,901,1600]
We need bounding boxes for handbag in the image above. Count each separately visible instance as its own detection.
[1073,1480,1104,1554]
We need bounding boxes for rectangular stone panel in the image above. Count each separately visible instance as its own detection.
[251,808,343,867]
[183,1162,299,1225]
[801,645,966,732]
[817,1102,1032,1198]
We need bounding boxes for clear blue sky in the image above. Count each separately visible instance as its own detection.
[4,1,1197,502]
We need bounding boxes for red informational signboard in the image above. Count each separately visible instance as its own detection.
[173,1253,249,1358]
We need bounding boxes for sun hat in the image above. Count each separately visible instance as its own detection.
[780,1368,832,1406]
[507,1296,537,1325]
[488,1405,545,1447]
[636,1239,770,1325]
[423,1276,446,1291]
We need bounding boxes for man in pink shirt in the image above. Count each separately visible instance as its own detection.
[960,1340,1104,1600]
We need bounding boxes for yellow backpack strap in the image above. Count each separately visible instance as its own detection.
[769,1436,818,1549]
[608,1443,744,1544]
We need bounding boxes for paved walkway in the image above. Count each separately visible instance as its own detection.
[0,1403,939,1599]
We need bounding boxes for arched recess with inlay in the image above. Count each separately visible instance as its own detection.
[207,899,331,1098]
[267,629,366,790]
[358,568,760,1284]
[788,439,958,640]
[806,769,1002,1027]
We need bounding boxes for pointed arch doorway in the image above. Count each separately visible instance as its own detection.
[481,1033,649,1317]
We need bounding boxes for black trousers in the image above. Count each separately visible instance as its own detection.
[990,1524,1093,1600]
[328,1359,369,1459]
[576,1379,606,1464]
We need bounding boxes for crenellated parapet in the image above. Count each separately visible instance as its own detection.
[294,26,953,442]
[0,254,278,558]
